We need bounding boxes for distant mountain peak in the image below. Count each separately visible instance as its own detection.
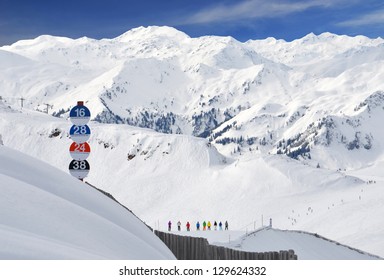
[114,25,190,42]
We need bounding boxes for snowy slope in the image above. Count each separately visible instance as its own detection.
[1,103,383,258]
[1,26,384,259]
[173,227,381,260]
[227,228,381,260]
[0,143,174,259]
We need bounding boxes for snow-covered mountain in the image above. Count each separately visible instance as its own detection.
[1,26,384,258]
[1,26,384,168]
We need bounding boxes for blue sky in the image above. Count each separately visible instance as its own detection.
[1,0,384,46]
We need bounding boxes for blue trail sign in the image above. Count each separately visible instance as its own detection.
[69,101,91,126]
[69,124,91,144]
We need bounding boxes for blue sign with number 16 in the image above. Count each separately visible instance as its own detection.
[70,105,91,125]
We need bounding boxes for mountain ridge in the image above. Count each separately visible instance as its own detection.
[1,26,384,257]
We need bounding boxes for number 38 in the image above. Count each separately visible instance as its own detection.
[72,160,87,170]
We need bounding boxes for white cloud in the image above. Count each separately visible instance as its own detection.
[183,0,339,24]
[337,9,384,27]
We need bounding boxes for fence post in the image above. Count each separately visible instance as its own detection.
[288,249,297,260]
[279,250,288,260]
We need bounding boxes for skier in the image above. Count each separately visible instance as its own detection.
[207,221,211,230]
[203,221,207,230]
[219,221,223,230]
[196,221,200,230]
[214,221,217,230]
[168,220,172,231]
[177,221,181,231]
[186,221,191,231]
[225,221,228,230]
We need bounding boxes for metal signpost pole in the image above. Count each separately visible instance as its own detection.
[68,101,91,181]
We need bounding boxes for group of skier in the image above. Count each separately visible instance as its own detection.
[168,220,229,231]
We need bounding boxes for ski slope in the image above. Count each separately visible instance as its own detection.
[0,144,174,259]
[1,27,384,259]
[174,227,381,260]
[1,104,383,258]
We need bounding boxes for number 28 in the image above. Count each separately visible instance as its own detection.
[73,125,88,135]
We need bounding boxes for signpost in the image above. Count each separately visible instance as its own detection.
[69,124,91,143]
[69,101,91,181]
[69,103,91,125]
[69,159,90,179]
[69,142,91,161]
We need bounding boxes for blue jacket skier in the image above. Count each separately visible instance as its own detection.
[196,221,200,230]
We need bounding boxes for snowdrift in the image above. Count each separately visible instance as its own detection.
[233,227,381,260]
[0,145,174,260]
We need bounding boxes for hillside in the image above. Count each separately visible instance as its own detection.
[230,227,381,260]
[1,102,383,258]
[0,143,174,259]
[1,26,384,258]
[174,227,381,260]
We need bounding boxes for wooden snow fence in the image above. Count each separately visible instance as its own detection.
[154,230,297,260]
